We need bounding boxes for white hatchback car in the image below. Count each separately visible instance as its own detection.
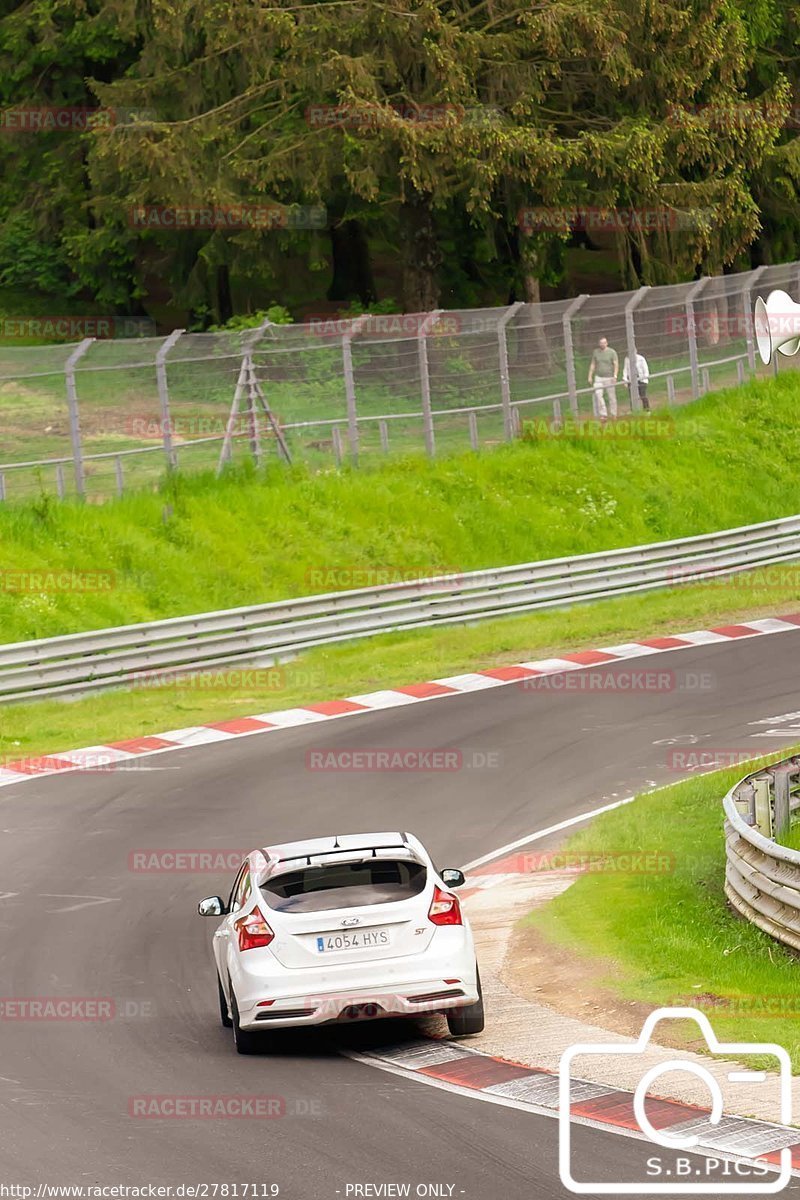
[198,831,484,1053]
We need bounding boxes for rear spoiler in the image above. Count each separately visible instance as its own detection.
[256,841,422,883]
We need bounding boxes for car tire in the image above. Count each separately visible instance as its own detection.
[218,972,233,1028]
[446,968,485,1036]
[230,980,263,1055]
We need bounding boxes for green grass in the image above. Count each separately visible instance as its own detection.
[529,759,800,1070]
[3,369,800,643]
[3,369,800,760]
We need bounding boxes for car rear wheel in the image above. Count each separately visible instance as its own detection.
[230,980,263,1055]
[446,968,485,1036]
[217,973,232,1028]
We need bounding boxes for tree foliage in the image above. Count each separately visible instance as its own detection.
[0,0,797,316]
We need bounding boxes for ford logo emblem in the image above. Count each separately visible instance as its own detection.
[341,917,360,927]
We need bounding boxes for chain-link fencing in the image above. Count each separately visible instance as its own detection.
[1,260,798,502]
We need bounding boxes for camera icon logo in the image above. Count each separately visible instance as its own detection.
[558,1006,792,1194]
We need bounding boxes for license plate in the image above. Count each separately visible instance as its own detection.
[315,928,391,953]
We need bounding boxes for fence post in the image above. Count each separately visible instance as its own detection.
[744,266,766,375]
[244,353,262,467]
[468,410,479,450]
[736,782,756,825]
[624,286,650,412]
[331,425,344,467]
[498,302,523,440]
[342,314,369,465]
[773,768,792,839]
[242,318,274,468]
[418,311,442,458]
[685,277,709,400]
[562,294,589,416]
[754,775,773,838]
[64,338,94,499]
[155,329,183,470]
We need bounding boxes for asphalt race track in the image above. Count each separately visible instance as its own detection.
[3,632,800,1199]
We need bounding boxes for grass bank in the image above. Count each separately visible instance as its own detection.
[529,759,800,1070]
[3,371,800,759]
[3,370,800,645]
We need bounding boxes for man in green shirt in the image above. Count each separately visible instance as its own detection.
[588,336,619,419]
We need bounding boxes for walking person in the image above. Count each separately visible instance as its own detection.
[588,336,618,420]
[622,348,651,412]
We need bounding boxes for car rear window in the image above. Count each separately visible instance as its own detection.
[260,858,427,913]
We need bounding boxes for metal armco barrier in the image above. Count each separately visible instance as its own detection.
[4,512,800,704]
[724,754,800,953]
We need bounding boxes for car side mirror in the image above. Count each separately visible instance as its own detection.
[440,868,465,888]
[198,895,226,916]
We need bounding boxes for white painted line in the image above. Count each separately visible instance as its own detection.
[434,673,505,691]
[517,658,584,673]
[157,727,236,745]
[740,618,800,634]
[674,630,731,645]
[0,769,31,785]
[249,708,328,728]
[345,690,418,709]
[55,745,135,766]
[461,796,637,872]
[600,643,661,658]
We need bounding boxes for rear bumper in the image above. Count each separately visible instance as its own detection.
[230,936,479,1029]
[243,980,478,1028]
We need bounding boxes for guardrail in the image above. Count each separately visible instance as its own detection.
[724,754,800,953]
[6,512,800,704]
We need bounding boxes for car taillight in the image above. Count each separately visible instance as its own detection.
[234,906,275,951]
[428,886,462,926]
